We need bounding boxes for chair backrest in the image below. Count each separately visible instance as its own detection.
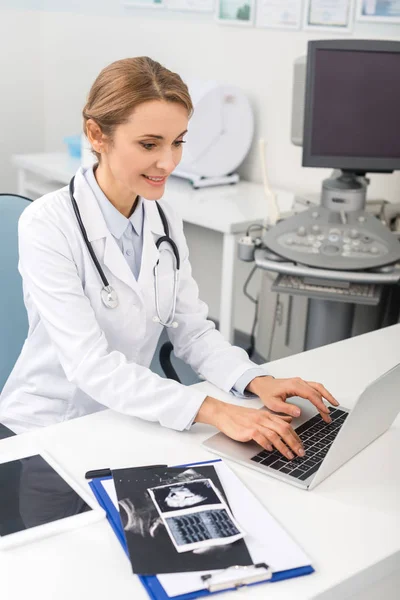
[0,194,32,392]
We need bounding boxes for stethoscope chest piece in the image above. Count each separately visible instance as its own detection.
[101,285,119,309]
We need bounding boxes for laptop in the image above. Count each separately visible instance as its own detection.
[202,363,400,490]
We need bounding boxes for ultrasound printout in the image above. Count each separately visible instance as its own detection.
[112,465,252,575]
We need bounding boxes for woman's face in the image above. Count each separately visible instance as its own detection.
[102,99,189,200]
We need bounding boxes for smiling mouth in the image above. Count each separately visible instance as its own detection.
[142,175,166,182]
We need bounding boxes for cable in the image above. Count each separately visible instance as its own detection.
[247,299,259,359]
[266,293,280,362]
[243,265,258,304]
[243,265,259,358]
[259,138,280,226]
[246,223,269,237]
[243,266,280,361]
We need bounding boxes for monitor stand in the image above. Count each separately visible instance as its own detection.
[321,170,368,213]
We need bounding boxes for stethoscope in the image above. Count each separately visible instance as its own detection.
[69,176,180,328]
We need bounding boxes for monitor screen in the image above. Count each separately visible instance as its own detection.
[302,41,400,172]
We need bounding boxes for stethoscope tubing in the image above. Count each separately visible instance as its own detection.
[69,177,110,288]
[69,176,180,326]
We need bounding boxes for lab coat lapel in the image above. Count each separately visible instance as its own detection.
[138,200,164,288]
[103,234,142,295]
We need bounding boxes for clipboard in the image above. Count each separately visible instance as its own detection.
[89,459,314,599]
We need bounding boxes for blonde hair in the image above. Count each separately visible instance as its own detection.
[83,57,193,160]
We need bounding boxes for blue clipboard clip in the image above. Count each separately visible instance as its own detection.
[201,563,273,593]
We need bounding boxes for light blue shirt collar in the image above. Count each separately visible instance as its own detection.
[84,166,143,240]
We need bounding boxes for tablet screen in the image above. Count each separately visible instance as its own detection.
[0,454,92,537]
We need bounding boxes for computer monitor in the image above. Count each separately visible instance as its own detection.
[301,39,400,174]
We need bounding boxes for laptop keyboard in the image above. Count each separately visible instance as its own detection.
[250,408,348,482]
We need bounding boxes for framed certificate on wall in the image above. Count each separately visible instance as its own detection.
[216,0,255,25]
[256,0,303,30]
[357,0,400,22]
[166,0,215,11]
[304,0,354,31]
[124,0,165,7]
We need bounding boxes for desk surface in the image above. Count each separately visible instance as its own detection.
[12,152,296,234]
[1,325,400,600]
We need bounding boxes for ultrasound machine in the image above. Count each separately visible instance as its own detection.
[239,39,400,352]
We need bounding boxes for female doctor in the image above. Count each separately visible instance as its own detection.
[0,57,338,459]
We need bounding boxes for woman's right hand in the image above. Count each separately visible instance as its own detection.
[195,396,305,461]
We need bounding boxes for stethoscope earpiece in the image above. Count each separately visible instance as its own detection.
[152,314,179,329]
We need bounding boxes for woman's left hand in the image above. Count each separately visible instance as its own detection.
[246,376,339,423]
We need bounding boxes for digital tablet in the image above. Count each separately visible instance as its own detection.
[0,450,104,550]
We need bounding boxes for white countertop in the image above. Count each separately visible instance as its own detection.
[1,325,400,600]
[12,152,296,234]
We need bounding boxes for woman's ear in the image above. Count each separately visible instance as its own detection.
[86,119,107,155]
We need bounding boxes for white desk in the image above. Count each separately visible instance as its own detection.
[1,325,399,600]
[11,152,294,343]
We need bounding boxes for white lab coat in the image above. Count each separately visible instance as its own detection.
[0,168,256,434]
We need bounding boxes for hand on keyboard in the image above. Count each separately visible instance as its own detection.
[195,378,339,461]
[246,375,339,424]
[195,397,305,461]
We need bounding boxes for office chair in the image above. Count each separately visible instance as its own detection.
[0,194,32,393]
[159,341,181,382]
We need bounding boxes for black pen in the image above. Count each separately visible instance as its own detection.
[85,464,168,479]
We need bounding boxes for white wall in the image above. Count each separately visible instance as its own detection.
[0,9,44,192]
[2,5,400,334]
[38,8,400,199]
